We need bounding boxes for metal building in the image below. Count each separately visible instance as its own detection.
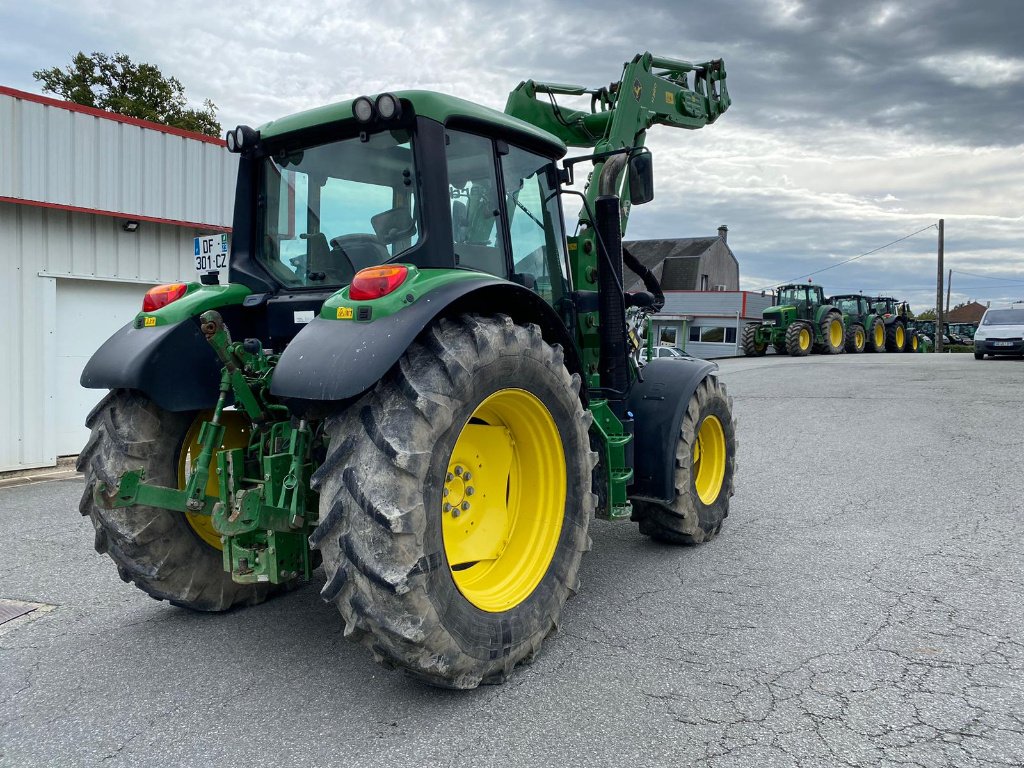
[0,86,237,471]
[651,290,773,359]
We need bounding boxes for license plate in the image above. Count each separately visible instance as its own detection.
[194,234,230,275]
[993,341,1013,347]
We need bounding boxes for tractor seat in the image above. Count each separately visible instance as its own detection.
[329,234,390,272]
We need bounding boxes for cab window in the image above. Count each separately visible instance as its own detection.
[444,130,506,276]
[500,145,570,305]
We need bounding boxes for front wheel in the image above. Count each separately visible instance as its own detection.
[310,315,595,689]
[886,322,907,352]
[632,376,736,544]
[785,322,813,356]
[819,311,845,354]
[741,324,767,356]
[845,324,866,353]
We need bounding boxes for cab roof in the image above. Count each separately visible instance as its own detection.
[258,90,567,158]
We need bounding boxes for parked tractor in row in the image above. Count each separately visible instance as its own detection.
[76,53,738,689]
[743,285,922,358]
[740,283,844,357]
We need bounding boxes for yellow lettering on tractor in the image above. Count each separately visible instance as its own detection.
[336,307,354,320]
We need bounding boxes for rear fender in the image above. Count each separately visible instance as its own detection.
[627,357,718,503]
[80,318,222,411]
[270,276,582,405]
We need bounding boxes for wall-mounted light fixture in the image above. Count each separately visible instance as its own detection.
[122,220,140,233]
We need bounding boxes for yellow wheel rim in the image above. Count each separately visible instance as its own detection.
[692,415,726,505]
[443,388,566,613]
[874,324,884,347]
[896,326,905,347]
[911,335,918,351]
[178,411,251,550]
[855,329,864,348]
[799,328,811,350]
[829,320,843,347]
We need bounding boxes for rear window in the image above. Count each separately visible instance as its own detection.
[982,309,1024,325]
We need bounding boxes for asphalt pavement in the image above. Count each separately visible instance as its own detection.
[2,352,1022,767]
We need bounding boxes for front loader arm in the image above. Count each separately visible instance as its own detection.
[505,51,729,232]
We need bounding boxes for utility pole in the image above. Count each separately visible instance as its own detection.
[946,268,952,315]
[935,219,944,353]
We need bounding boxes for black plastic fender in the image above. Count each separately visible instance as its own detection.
[627,357,719,503]
[81,319,222,411]
[270,276,583,403]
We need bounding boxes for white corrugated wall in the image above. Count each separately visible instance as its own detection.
[0,90,236,226]
[0,202,208,470]
[0,88,238,470]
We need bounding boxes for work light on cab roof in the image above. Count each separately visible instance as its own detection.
[225,124,258,153]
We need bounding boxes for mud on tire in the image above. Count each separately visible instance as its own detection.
[632,375,737,544]
[309,314,595,689]
[76,389,278,611]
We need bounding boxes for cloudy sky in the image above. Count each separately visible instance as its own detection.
[2,0,1022,310]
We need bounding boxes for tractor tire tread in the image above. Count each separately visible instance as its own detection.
[310,314,594,689]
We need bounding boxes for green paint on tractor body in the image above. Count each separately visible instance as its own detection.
[749,285,839,350]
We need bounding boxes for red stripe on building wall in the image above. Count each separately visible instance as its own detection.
[0,196,231,233]
[0,85,226,147]
[742,291,747,317]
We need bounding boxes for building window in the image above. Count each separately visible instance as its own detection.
[700,274,709,291]
[659,326,678,346]
[689,326,738,343]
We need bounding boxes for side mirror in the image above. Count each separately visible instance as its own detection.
[628,151,654,205]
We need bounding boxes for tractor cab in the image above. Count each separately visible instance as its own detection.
[222,92,574,352]
[768,284,823,321]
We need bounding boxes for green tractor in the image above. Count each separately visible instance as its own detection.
[869,296,918,352]
[77,53,737,688]
[741,283,844,357]
[827,294,886,353]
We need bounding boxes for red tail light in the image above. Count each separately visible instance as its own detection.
[143,283,188,312]
[349,265,409,301]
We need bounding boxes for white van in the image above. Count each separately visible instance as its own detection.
[974,305,1024,359]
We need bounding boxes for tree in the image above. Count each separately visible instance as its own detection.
[916,308,937,321]
[33,52,221,137]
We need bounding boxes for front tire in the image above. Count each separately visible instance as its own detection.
[310,315,595,689]
[867,318,886,352]
[76,390,277,611]
[819,311,845,354]
[632,376,736,544]
[785,322,813,356]
[886,322,907,352]
[845,324,866,353]
[741,324,767,356]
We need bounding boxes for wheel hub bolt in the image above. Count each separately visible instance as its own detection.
[463,471,472,481]
[443,502,452,512]
[466,487,474,496]
[454,466,463,476]
[442,487,449,497]
[452,509,460,518]
[446,472,454,482]
[461,501,470,511]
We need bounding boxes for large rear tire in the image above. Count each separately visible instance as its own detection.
[845,324,866,353]
[310,315,595,689]
[819,311,845,354]
[632,376,736,544]
[76,390,279,611]
[906,330,920,352]
[741,324,767,356]
[785,322,813,356]
[886,321,907,352]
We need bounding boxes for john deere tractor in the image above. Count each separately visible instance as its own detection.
[870,296,918,352]
[828,294,886,353]
[741,283,844,357]
[77,53,737,688]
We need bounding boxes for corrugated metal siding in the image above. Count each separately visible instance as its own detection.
[0,201,204,470]
[0,91,237,226]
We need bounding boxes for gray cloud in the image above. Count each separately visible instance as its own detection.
[2,0,1021,310]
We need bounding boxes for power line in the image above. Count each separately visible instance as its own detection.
[951,269,1024,283]
[753,223,938,292]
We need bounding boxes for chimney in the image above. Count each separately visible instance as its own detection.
[717,225,728,243]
